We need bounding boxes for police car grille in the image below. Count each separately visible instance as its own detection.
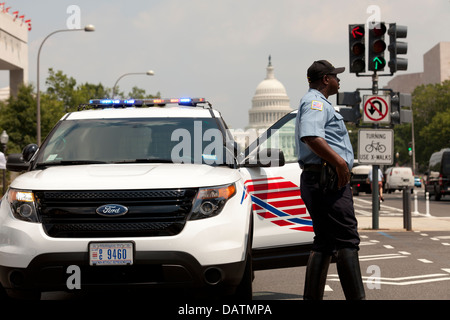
[35,189,197,238]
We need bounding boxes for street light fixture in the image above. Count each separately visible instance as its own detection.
[112,70,155,98]
[36,25,95,146]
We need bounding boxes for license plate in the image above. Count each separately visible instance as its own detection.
[89,242,134,266]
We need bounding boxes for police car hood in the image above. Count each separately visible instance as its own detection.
[10,164,240,190]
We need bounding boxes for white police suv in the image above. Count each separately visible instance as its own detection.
[0,98,313,300]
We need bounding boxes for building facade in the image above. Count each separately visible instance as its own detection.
[0,7,29,99]
[386,42,450,93]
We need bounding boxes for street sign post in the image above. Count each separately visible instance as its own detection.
[358,129,394,165]
[363,95,391,123]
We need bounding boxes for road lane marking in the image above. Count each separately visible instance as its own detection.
[328,273,450,286]
[359,253,407,261]
[360,241,378,246]
[417,259,433,263]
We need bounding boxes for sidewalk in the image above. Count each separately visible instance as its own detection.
[357,214,450,232]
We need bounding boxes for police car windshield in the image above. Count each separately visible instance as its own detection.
[35,118,232,167]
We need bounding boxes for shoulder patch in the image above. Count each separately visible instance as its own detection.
[311,100,323,111]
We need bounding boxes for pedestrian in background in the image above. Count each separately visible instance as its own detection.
[295,60,365,300]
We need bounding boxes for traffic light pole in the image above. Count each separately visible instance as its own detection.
[371,72,380,230]
[348,21,408,230]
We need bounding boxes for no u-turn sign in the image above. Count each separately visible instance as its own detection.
[363,95,391,123]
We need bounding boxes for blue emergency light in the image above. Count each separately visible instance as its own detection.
[80,98,208,110]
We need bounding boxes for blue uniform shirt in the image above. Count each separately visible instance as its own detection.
[295,88,354,169]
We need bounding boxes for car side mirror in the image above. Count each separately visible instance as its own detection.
[6,144,38,172]
[22,144,39,162]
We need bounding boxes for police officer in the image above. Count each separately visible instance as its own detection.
[295,60,365,300]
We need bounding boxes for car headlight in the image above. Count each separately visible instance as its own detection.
[8,189,40,223]
[189,183,236,220]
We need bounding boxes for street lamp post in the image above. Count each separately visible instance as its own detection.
[36,25,95,146]
[112,70,155,98]
[1,130,9,195]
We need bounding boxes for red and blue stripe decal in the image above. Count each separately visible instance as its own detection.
[244,177,313,232]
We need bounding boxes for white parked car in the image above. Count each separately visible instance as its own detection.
[0,98,312,300]
[384,167,414,193]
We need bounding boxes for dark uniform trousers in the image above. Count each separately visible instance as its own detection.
[300,170,365,300]
[300,170,360,254]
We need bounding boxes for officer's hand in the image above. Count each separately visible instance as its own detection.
[336,163,351,189]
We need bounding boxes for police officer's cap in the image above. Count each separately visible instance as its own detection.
[307,60,345,83]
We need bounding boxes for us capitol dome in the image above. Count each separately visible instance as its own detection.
[231,56,295,154]
[247,55,293,130]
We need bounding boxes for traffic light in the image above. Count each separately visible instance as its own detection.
[337,91,361,123]
[408,142,412,156]
[368,22,387,71]
[390,92,412,124]
[348,24,365,73]
[388,23,408,74]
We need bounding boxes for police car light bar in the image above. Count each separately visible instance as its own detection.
[79,98,209,110]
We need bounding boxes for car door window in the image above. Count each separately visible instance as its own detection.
[257,113,297,163]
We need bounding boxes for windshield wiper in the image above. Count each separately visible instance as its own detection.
[35,160,108,168]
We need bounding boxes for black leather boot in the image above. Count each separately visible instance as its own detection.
[303,251,332,300]
[336,248,366,300]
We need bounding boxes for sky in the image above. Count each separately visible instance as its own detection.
[1,0,449,129]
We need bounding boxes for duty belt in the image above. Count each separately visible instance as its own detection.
[302,163,322,172]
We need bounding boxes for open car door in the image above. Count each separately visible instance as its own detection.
[239,110,314,270]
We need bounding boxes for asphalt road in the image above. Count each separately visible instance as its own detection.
[357,187,450,218]
[253,189,450,300]
[253,230,450,300]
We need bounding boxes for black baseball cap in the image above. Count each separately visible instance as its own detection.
[307,60,345,83]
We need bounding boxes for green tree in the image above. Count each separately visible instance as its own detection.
[127,86,160,99]
[411,80,450,170]
[0,84,65,153]
[45,68,77,107]
[419,108,450,160]
[0,84,37,153]
[0,69,160,154]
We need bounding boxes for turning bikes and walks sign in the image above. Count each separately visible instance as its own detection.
[358,129,394,165]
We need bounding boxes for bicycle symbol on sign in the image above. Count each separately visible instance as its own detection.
[365,141,386,153]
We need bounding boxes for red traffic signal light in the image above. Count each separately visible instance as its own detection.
[351,25,364,39]
[349,24,365,73]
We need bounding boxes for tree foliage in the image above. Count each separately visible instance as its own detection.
[411,80,450,171]
[0,69,160,154]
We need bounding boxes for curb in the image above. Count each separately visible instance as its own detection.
[357,215,450,232]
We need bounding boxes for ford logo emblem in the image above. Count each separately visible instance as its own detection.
[96,204,128,217]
